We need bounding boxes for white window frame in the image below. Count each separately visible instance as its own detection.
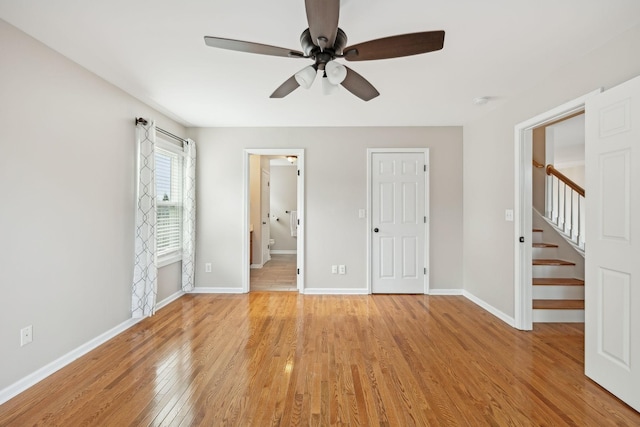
[155,138,184,267]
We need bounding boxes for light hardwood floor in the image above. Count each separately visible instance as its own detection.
[1,293,639,426]
[251,254,297,292]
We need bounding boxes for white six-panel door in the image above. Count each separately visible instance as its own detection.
[371,151,428,294]
[585,74,640,411]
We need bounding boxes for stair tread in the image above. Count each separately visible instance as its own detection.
[533,242,559,248]
[533,228,543,232]
[533,299,585,310]
[533,278,585,286]
[533,258,575,266]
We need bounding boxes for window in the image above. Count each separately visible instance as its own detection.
[155,142,183,265]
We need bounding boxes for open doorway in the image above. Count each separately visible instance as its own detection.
[513,90,600,330]
[242,149,304,293]
[530,113,586,323]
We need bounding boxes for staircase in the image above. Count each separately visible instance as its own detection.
[532,228,585,322]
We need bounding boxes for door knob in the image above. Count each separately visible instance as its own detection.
[373,228,379,233]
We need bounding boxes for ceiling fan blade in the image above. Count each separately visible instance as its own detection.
[340,66,379,101]
[343,30,445,61]
[304,0,340,48]
[204,36,305,58]
[270,75,300,98]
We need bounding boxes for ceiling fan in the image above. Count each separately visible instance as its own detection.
[204,0,445,101]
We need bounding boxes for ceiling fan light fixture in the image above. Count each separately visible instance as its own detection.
[322,76,340,95]
[294,65,317,89]
[325,60,347,85]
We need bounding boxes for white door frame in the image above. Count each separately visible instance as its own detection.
[242,149,305,293]
[514,90,600,330]
[366,148,430,294]
[260,168,271,265]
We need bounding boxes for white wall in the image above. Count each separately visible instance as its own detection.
[463,24,640,317]
[0,20,185,391]
[191,127,463,292]
[269,165,298,252]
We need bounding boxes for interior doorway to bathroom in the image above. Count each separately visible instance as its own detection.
[242,149,304,293]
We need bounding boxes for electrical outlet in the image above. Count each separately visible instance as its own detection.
[205,263,212,273]
[339,265,346,275]
[20,325,33,347]
[331,265,338,274]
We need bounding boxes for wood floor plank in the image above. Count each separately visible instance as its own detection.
[1,293,639,426]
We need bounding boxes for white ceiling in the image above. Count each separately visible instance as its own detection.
[1,0,639,127]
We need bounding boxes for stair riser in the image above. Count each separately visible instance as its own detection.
[532,231,543,244]
[533,309,585,323]
[533,286,585,300]
[532,247,559,259]
[532,265,576,278]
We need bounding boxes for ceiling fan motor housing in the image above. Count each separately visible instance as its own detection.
[300,28,348,60]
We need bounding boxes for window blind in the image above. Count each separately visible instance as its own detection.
[155,147,183,256]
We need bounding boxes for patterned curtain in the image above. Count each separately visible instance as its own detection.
[132,119,158,317]
[182,139,197,292]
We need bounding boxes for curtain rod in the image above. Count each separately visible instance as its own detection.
[135,117,187,144]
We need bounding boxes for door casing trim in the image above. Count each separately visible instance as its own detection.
[243,149,305,293]
[513,89,600,330]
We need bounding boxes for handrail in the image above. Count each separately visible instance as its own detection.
[532,159,544,168]
[546,164,585,197]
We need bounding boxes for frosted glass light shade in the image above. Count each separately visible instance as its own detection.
[322,77,339,95]
[325,61,347,85]
[294,65,317,89]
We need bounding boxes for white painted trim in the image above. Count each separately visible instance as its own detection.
[189,287,245,294]
[463,290,516,327]
[303,288,369,295]
[270,250,297,255]
[243,149,305,293]
[0,317,142,405]
[429,289,463,296]
[366,148,430,294]
[513,89,601,331]
[250,263,264,269]
[533,309,585,323]
[156,290,184,311]
[157,253,182,268]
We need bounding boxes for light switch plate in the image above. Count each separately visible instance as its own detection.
[505,209,514,222]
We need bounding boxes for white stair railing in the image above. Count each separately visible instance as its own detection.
[544,164,585,251]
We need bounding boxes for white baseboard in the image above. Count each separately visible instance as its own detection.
[270,250,297,255]
[302,288,369,295]
[429,289,463,295]
[533,309,585,323]
[250,263,263,269]
[462,290,516,327]
[0,316,142,406]
[156,290,185,311]
[189,287,245,294]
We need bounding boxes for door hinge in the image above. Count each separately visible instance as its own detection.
[424,216,427,223]
[297,268,300,275]
[297,170,300,176]
[424,164,427,172]
[519,236,525,243]
[297,219,300,225]
[424,267,427,275]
